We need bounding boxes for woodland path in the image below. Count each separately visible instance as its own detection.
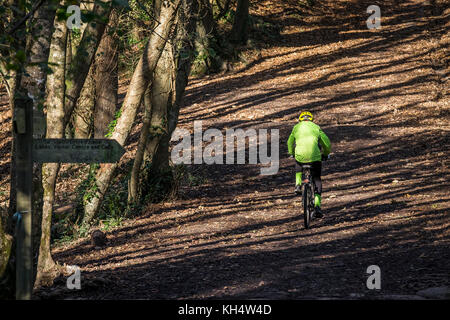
[35,0,449,299]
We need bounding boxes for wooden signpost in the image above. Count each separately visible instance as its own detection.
[34,138,125,163]
[13,101,125,300]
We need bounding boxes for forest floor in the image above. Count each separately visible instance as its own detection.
[2,0,449,299]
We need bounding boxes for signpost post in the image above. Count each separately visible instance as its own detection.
[13,111,125,299]
[13,97,33,300]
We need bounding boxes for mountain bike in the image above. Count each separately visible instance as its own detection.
[300,164,316,229]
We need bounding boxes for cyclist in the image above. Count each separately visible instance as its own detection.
[287,111,331,218]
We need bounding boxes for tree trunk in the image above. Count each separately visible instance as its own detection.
[34,13,67,288]
[6,0,56,264]
[129,0,197,204]
[64,31,75,139]
[137,43,173,202]
[1,1,22,298]
[151,0,196,173]
[23,1,57,283]
[66,32,73,76]
[70,2,100,139]
[230,0,249,45]
[7,74,17,221]
[94,10,119,138]
[21,2,56,111]
[0,209,12,277]
[192,0,222,74]
[82,0,181,228]
[0,0,56,295]
[64,0,112,128]
[128,86,152,204]
[143,44,173,163]
[73,65,95,138]
[0,206,13,298]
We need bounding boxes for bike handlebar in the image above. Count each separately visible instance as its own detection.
[289,154,331,161]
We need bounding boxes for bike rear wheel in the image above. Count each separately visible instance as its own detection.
[302,184,310,228]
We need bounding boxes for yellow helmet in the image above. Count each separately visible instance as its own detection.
[299,111,313,122]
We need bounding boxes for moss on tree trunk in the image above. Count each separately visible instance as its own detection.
[0,218,12,279]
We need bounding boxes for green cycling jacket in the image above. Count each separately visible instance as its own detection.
[287,121,331,163]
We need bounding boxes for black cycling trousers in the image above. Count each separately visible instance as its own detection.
[295,160,322,195]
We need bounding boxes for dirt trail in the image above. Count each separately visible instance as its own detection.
[36,0,449,299]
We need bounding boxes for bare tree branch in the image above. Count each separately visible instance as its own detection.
[6,0,46,35]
